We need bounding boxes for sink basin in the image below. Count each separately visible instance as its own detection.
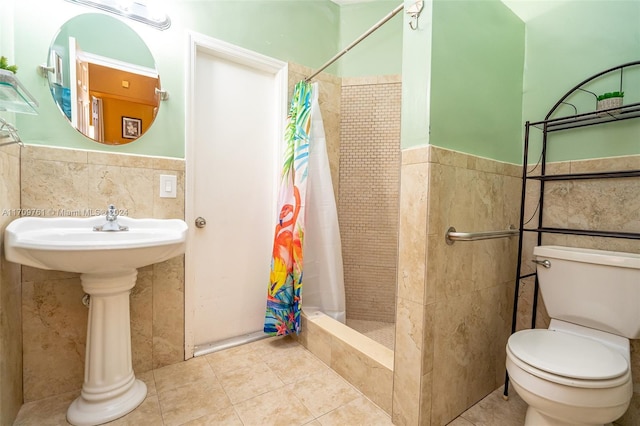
[5,216,187,274]
[4,215,188,426]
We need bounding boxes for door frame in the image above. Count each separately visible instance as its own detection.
[184,31,288,359]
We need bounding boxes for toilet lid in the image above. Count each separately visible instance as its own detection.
[508,329,628,380]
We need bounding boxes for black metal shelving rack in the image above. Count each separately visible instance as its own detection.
[504,61,640,398]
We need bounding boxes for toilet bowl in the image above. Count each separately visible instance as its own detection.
[506,246,640,426]
[506,321,632,426]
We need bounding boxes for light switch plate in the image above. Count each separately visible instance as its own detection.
[159,174,177,198]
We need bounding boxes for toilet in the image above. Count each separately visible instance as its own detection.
[506,245,640,426]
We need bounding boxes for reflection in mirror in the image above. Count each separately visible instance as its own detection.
[46,13,162,145]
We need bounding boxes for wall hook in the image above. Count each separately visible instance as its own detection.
[407,0,424,30]
[155,87,170,101]
[37,63,55,78]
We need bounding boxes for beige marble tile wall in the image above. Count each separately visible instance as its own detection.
[19,145,185,402]
[517,154,640,425]
[393,145,521,425]
[296,312,394,414]
[339,76,401,323]
[0,142,23,425]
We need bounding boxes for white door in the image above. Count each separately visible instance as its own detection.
[185,33,287,358]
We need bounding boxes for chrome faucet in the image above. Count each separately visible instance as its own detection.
[106,204,118,223]
[93,204,129,232]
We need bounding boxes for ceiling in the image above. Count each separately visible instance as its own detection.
[501,0,571,22]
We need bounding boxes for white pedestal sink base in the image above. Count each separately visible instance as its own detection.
[66,270,147,426]
[67,379,146,426]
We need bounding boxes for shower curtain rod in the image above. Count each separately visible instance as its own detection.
[304,3,404,82]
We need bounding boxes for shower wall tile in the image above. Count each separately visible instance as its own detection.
[297,315,333,366]
[19,145,185,402]
[21,158,90,212]
[402,146,431,165]
[318,78,342,115]
[394,145,520,425]
[391,297,424,425]
[431,286,507,425]
[22,277,87,402]
[22,145,88,163]
[131,267,154,373]
[152,255,185,369]
[429,147,519,425]
[339,78,401,323]
[570,154,640,174]
[0,143,23,426]
[322,109,342,196]
[420,371,433,426]
[396,162,428,305]
[88,165,155,217]
[342,74,401,86]
[421,302,436,377]
[331,337,393,413]
[88,151,155,169]
[295,313,393,415]
[519,153,640,425]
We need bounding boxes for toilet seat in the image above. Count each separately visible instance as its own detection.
[508,329,629,388]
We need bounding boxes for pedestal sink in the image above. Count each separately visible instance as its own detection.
[4,215,188,426]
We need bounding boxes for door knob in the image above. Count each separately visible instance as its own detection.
[195,217,207,228]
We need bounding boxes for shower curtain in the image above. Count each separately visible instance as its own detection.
[264,81,345,336]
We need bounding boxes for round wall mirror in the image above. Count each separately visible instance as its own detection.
[46,13,162,145]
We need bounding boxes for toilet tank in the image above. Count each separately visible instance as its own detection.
[533,245,640,339]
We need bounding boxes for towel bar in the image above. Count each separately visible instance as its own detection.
[445,226,518,245]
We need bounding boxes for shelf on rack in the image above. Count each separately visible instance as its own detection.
[530,102,640,132]
[0,69,38,115]
[523,227,640,240]
[527,169,640,181]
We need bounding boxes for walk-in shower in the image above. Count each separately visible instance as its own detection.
[339,78,401,350]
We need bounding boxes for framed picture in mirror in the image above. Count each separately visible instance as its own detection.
[122,116,141,139]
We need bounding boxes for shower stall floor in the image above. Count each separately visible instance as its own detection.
[346,319,395,350]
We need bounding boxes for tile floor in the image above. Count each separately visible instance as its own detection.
[14,336,528,426]
[346,319,395,350]
[450,386,527,426]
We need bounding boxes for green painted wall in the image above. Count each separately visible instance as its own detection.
[402,0,640,165]
[400,0,432,150]
[522,0,640,162]
[12,0,340,158]
[427,0,524,164]
[10,0,404,158]
[338,1,402,77]
[12,1,638,163]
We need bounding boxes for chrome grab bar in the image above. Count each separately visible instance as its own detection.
[445,226,519,245]
[532,259,551,268]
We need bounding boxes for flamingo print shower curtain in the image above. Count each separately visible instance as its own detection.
[264,81,312,336]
